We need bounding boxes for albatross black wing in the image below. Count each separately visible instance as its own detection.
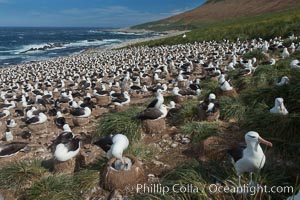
[93,135,113,152]
[111,92,123,99]
[0,142,28,157]
[70,108,85,116]
[137,107,163,120]
[167,108,181,118]
[26,116,39,124]
[55,117,66,128]
[189,84,200,91]
[227,145,246,163]
[179,88,196,96]
[49,132,74,153]
[147,99,158,108]
[113,96,128,103]
[0,104,12,109]
[32,110,42,116]
[64,138,80,152]
[0,112,6,118]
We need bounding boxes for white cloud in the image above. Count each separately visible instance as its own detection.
[170,7,191,15]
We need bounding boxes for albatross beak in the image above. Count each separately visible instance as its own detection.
[258,137,273,147]
[121,157,125,165]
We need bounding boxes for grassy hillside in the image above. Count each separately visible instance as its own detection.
[136,8,300,47]
[133,0,300,31]
[132,49,300,200]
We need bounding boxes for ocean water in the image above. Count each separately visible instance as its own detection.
[0,27,158,66]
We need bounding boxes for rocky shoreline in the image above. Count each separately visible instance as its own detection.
[20,42,68,54]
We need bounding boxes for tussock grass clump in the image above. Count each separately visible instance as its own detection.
[243,50,267,62]
[243,105,300,141]
[241,86,288,107]
[73,169,99,192]
[241,56,300,108]
[96,106,143,141]
[228,70,252,91]
[168,100,199,126]
[127,142,157,161]
[255,158,299,200]
[241,75,300,112]
[0,160,48,191]
[251,65,279,87]
[272,61,293,76]
[25,175,80,200]
[181,121,220,143]
[83,158,106,171]
[219,96,246,121]
[261,161,297,189]
[199,79,219,95]
[288,83,300,112]
[25,169,100,200]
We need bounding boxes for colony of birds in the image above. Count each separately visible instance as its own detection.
[0,34,300,198]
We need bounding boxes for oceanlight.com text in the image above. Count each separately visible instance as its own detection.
[131,183,294,196]
[208,184,294,196]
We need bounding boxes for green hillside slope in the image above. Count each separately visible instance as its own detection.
[137,8,300,47]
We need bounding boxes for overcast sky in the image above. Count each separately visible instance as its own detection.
[0,0,205,27]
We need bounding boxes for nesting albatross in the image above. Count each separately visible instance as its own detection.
[94,134,130,170]
[0,142,28,157]
[227,131,272,188]
[270,98,288,115]
[137,104,168,120]
[50,131,81,162]
[147,89,164,109]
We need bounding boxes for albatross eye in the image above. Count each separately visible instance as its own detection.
[248,135,256,139]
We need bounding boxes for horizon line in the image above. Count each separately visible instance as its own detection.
[0,26,124,29]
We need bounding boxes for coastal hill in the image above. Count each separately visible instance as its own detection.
[132,0,300,31]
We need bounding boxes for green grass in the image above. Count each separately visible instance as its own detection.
[0,160,48,192]
[167,99,199,126]
[258,158,299,200]
[135,8,300,46]
[24,168,100,200]
[219,96,246,121]
[224,53,300,157]
[25,175,80,200]
[73,169,99,192]
[0,159,101,200]
[243,50,267,62]
[242,103,300,146]
[127,142,158,161]
[229,71,252,92]
[239,65,300,110]
[181,121,220,143]
[198,79,219,98]
[96,106,143,142]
